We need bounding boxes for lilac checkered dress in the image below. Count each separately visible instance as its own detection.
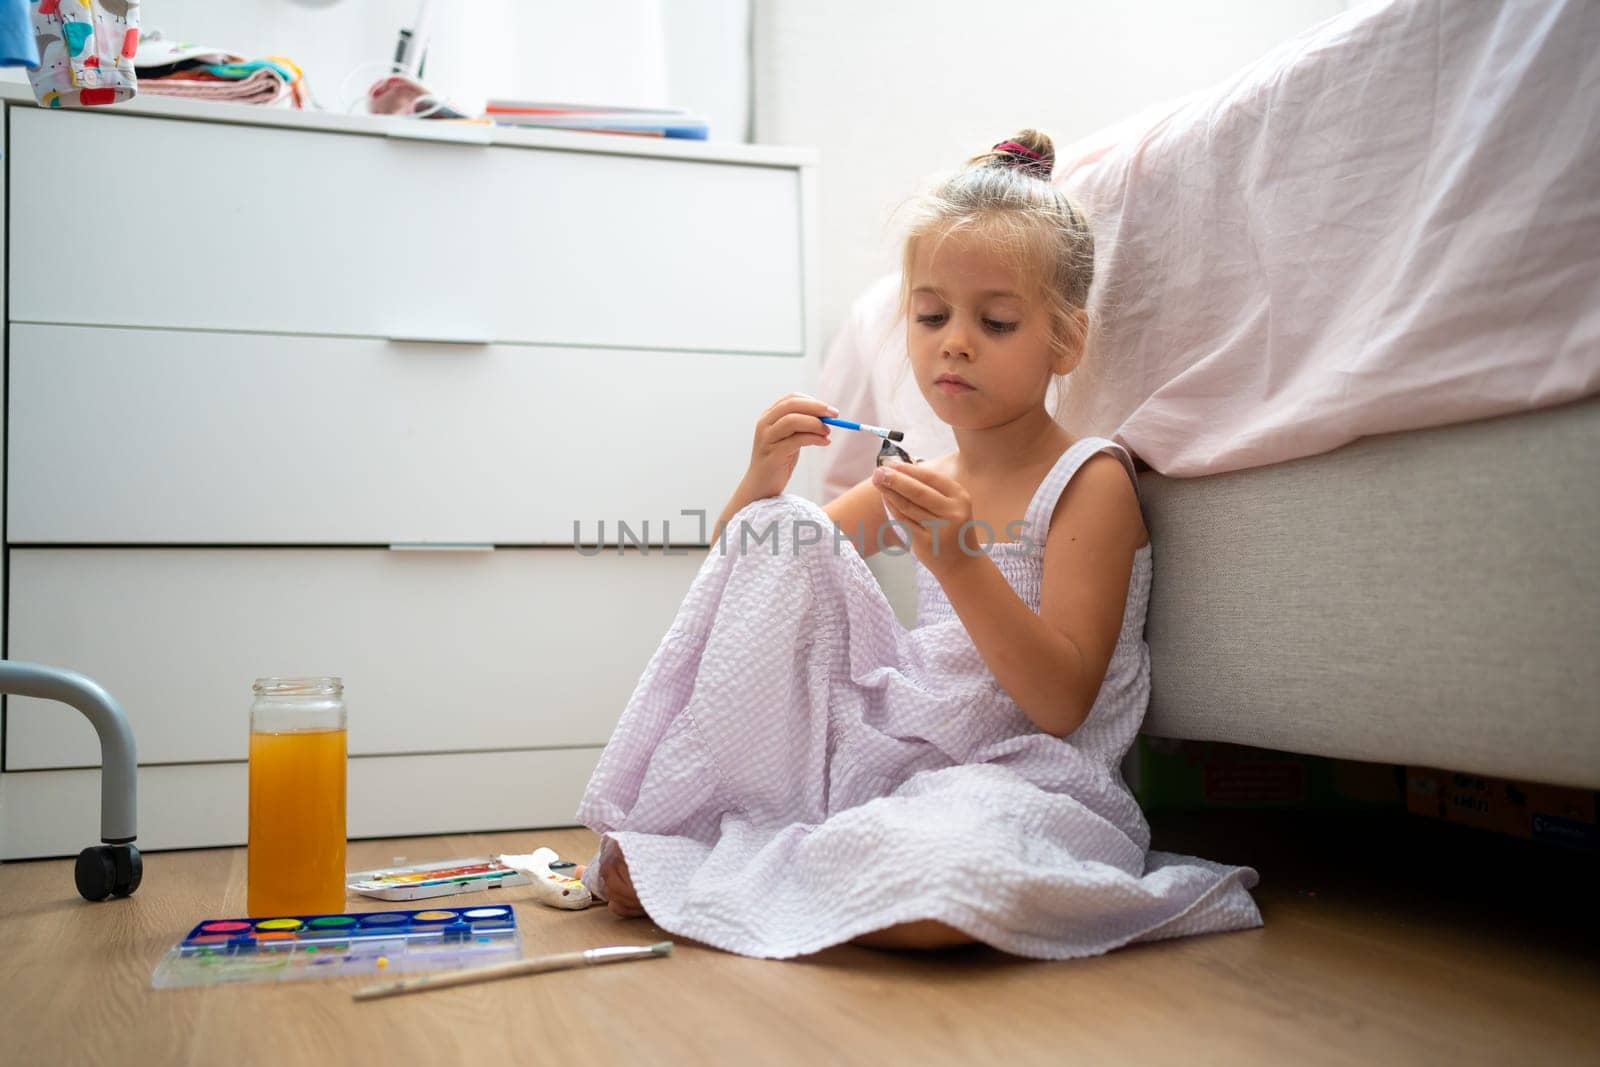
[578,437,1261,958]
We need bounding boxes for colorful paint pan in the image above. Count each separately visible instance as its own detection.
[463,907,510,920]
[255,918,304,932]
[308,915,357,929]
[185,934,231,945]
[255,931,297,942]
[199,920,252,934]
[410,910,457,923]
[358,913,409,928]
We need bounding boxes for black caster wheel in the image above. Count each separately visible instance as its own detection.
[75,843,142,901]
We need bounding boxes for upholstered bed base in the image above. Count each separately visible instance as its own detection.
[1138,397,1599,789]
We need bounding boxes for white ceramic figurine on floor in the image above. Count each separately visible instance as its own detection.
[498,848,593,910]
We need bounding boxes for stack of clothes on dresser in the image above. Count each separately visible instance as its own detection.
[133,31,304,108]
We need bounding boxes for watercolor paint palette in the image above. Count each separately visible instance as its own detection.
[151,906,522,989]
[346,856,532,901]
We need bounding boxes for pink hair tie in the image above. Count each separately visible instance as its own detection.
[992,140,1044,162]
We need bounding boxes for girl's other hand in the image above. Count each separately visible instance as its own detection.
[742,393,837,499]
[875,461,977,575]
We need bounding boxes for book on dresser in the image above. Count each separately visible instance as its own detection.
[485,98,711,139]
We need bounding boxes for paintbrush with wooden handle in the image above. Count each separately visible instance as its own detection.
[353,941,673,1001]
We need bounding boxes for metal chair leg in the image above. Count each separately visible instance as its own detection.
[0,661,140,899]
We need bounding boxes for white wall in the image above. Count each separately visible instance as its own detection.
[753,0,1348,346]
[663,0,752,143]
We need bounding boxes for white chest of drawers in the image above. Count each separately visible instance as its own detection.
[0,87,819,858]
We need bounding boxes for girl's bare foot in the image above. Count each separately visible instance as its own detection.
[596,836,647,918]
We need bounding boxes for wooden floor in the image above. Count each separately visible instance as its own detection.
[2,808,1596,1065]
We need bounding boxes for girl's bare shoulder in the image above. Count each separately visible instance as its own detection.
[1051,451,1151,551]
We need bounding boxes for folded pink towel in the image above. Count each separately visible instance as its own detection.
[138,67,287,106]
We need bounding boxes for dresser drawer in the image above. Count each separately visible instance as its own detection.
[0,748,601,858]
[8,108,805,355]
[4,547,703,769]
[8,324,807,544]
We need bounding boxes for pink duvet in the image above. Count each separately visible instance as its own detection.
[818,0,1600,490]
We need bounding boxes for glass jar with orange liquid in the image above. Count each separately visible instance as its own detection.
[247,676,348,916]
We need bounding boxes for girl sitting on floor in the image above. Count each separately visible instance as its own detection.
[576,129,1261,958]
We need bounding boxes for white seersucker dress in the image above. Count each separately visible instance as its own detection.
[577,436,1262,958]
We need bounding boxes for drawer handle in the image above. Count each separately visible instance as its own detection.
[383,123,493,147]
[386,334,492,347]
[388,542,496,552]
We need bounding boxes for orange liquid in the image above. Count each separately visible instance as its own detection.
[247,728,347,916]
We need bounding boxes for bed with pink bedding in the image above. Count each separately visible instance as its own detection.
[817,0,1600,788]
